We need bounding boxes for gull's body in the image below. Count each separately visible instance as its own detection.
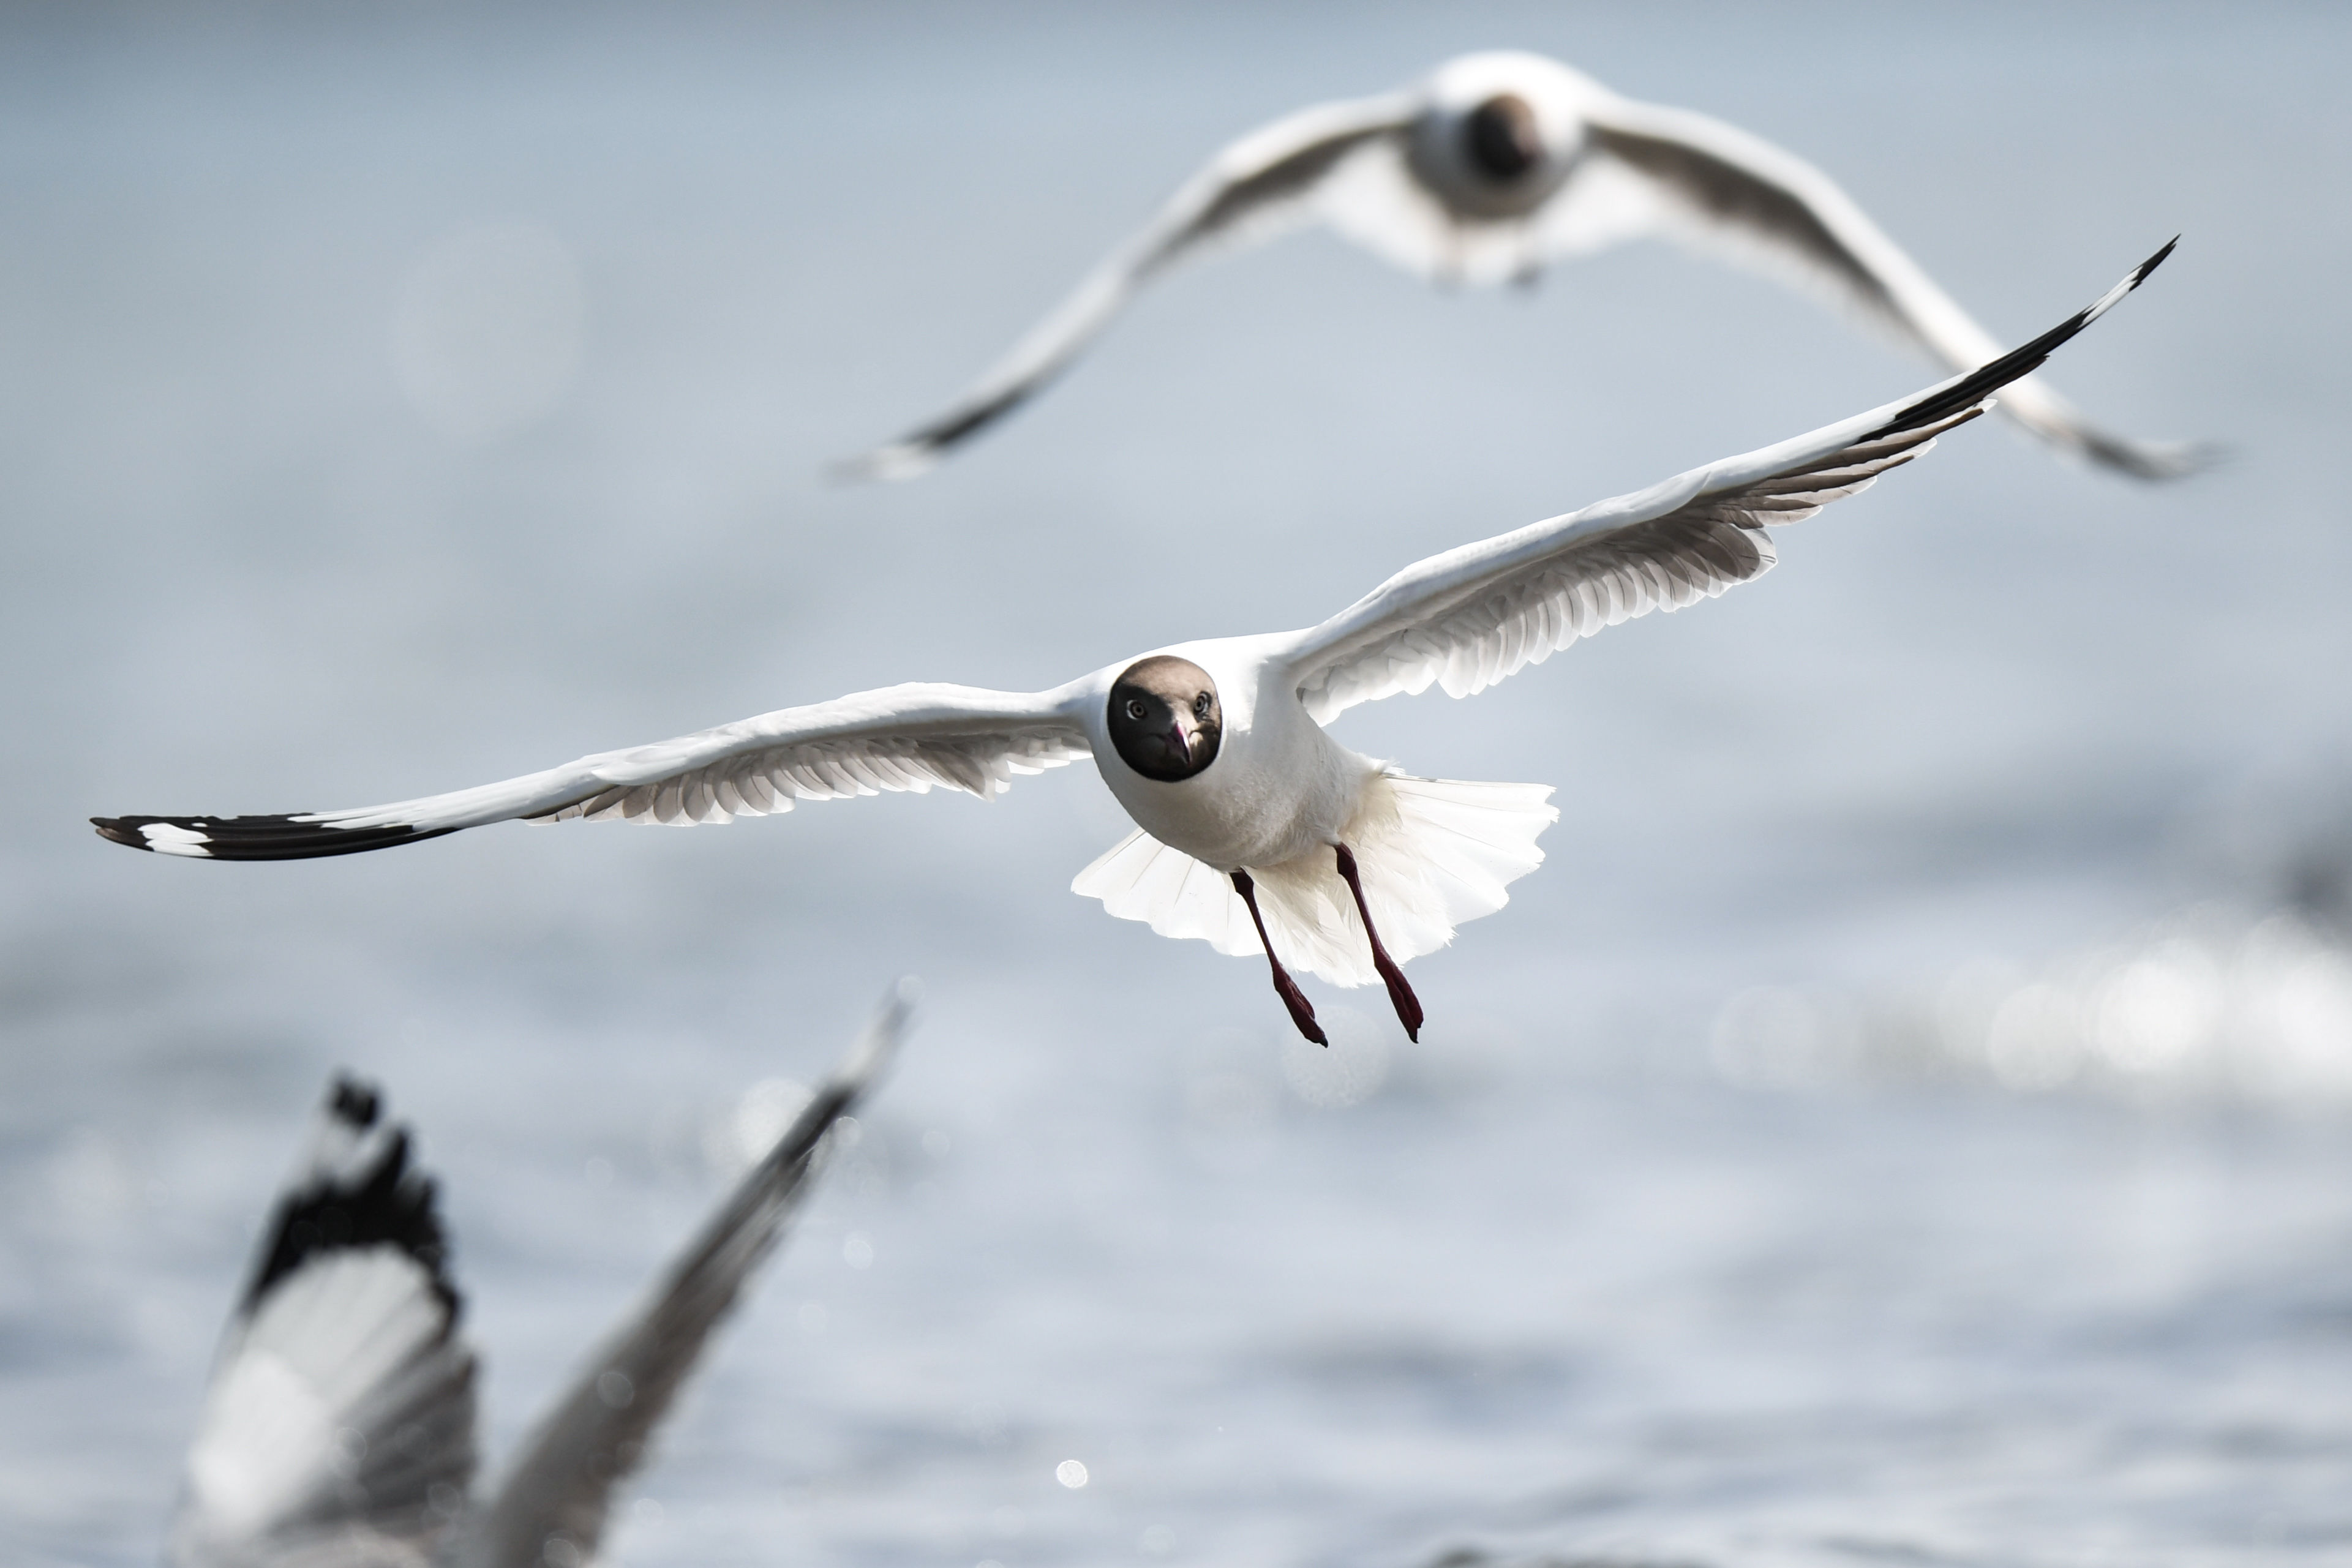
[167,989,912,1568]
[99,249,2173,1041]
[848,51,2203,481]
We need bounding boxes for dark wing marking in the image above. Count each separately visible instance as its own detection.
[95,816,457,861]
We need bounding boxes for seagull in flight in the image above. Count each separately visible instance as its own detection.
[167,983,914,1568]
[97,248,2173,1046]
[844,51,2203,483]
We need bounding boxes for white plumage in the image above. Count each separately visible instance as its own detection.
[846,50,2203,482]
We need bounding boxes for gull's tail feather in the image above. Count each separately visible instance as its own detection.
[171,1078,476,1568]
[1073,771,1556,988]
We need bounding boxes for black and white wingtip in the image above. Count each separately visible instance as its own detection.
[244,1073,460,1319]
[92,813,454,861]
[1868,238,2178,441]
[175,1078,476,1568]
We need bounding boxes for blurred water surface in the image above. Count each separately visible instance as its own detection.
[2,4,2350,1565]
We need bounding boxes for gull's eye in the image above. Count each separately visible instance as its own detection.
[1125,698,1148,722]
[1193,692,1212,718]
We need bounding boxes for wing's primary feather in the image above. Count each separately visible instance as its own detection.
[171,1079,476,1568]
[1556,97,2207,481]
[94,683,1091,862]
[454,984,916,1568]
[840,91,1416,479]
[1287,243,2177,722]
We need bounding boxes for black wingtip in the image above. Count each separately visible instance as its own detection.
[1866,238,2179,442]
[89,812,457,861]
[246,1110,460,1319]
[2133,236,2179,287]
[328,1075,383,1131]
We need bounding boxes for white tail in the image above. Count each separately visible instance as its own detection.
[1073,770,1557,986]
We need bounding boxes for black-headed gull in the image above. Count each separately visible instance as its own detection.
[167,984,912,1568]
[846,51,2202,482]
[97,249,2171,1046]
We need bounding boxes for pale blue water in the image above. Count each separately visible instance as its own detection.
[4,4,2351,1565]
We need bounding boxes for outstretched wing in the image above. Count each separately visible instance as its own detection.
[1542,96,2207,481]
[456,983,917,1568]
[1284,245,2175,724]
[841,91,1416,479]
[94,682,1092,861]
[171,1079,476,1568]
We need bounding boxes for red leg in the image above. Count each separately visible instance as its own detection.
[1231,870,1325,1046]
[1334,844,1424,1042]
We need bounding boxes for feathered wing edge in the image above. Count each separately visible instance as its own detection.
[451,983,917,1568]
[836,91,1417,480]
[1283,241,2180,726]
[92,684,1093,863]
[171,1079,476,1568]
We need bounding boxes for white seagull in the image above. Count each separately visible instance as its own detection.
[97,248,2171,1046]
[844,50,2203,483]
[167,983,914,1568]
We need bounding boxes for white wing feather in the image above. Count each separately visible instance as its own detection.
[99,683,1092,860]
[1285,412,1950,726]
[1282,244,2174,721]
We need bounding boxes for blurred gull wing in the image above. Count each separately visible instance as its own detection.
[839,90,1418,480]
[455,981,919,1568]
[171,1080,476,1568]
[1552,96,2209,480]
[94,683,1092,861]
[1282,244,2176,722]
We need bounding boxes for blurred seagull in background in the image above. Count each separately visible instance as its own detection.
[97,249,2172,1046]
[844,50,2204,482]
[167,982,914,1568]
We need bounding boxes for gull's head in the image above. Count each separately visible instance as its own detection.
[1410,51,1596,219]
[1464,93,1543,182]
[1108,658,1222,783]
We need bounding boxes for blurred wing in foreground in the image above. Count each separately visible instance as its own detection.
[454,982,917,1568]
[171,1080,476,1568]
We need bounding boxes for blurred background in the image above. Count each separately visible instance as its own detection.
[3,3,2349,1564]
